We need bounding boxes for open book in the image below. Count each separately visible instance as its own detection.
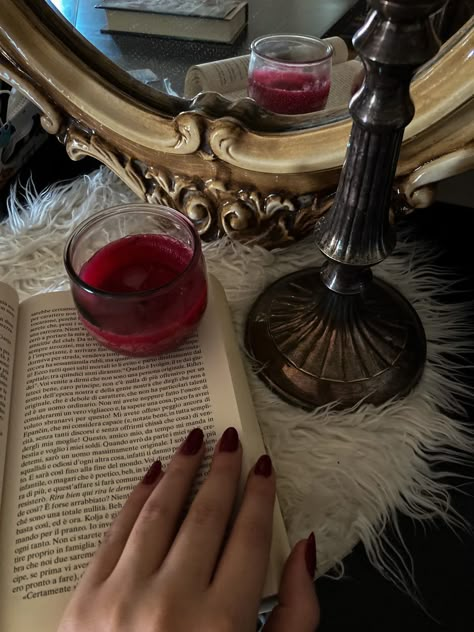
[184,36,363,111]
[0,276,289,631]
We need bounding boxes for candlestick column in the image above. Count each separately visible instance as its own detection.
[245,0,445,409]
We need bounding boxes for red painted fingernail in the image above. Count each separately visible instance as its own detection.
[142,460,162,485]
[219,427,239,452]
[305,532,317,578]
[180,428,204,455]
[254,454,272,477]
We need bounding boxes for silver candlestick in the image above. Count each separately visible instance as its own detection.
[245,0,446,409]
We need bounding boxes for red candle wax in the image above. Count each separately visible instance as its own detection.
[76,234,207,356]
[248,68,330,115]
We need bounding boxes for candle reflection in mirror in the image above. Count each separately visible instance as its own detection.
[248,34,333,115]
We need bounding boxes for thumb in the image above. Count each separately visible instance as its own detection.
[263,533,320,632]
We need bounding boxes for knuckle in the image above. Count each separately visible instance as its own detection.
[212,455,240,474]
[188,498,224,528]
[213,456,239,476]
[138,496,172,527]
[248,474,275,499]
[208,612,239,632]
[100,522,119,546]
[240,482,274,518]
[167,460,186,474]
[64,591,126,631]
[166,461,193,484]
[153,604,177,629]
[105,601,128,629]
[237,514,270,550]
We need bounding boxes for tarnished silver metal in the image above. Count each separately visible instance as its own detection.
[246,270,426,408]
[246,0,444,409]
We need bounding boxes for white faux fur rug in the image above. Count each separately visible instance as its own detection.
[1,167,473,594]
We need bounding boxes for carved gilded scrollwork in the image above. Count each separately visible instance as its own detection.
[0,58,62,135]
[147,171,334,248]
[145,164,334,248]
[398,144,474,209]
[63,125,333,248]
[65,127,147,200]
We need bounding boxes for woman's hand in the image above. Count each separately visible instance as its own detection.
[58,427,320,632]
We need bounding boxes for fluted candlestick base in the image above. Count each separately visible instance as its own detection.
[245,269,426,410]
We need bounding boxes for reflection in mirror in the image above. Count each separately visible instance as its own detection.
[2,0,473,248]
[46,0,363,109]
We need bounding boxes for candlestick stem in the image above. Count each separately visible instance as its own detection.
[245,1,445,409]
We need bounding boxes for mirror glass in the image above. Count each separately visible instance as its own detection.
[46,0,364,112]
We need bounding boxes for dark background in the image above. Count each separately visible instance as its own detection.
[316,203,474,632]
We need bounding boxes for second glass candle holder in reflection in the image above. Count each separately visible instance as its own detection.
[248,34,333,115]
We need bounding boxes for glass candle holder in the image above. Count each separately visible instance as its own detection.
[64,204,207,357]
[248,34,333,115]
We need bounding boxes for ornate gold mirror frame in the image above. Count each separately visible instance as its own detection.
[1,0,473,247]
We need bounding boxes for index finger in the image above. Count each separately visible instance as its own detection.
[211,455,276,618]
[81,459,163,586]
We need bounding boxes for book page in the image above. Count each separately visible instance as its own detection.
[0,278,288,631]
[0,282,19,514]
[206,283,289,604]
[184,36,349,97]
[185,54,250,97]
[325,59,363,110]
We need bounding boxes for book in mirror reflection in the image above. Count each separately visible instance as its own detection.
[0,275,288,630]
[96,0,249,44]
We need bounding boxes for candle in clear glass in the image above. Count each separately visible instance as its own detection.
[64,204,207,357]
[248,34,333,115]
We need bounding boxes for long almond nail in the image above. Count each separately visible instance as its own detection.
[219,427,239,452]
[180,428,204,455]
[142,460,162,485]
[254,454,272,477]
[305,532,317,578]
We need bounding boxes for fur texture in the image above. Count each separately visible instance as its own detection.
[1,167,472,593]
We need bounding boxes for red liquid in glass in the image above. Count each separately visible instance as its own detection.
[76,234,207,356]
[248,68,330,115]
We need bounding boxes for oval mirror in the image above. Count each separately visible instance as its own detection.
[1,0,473,247]
[46,0,364,127]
